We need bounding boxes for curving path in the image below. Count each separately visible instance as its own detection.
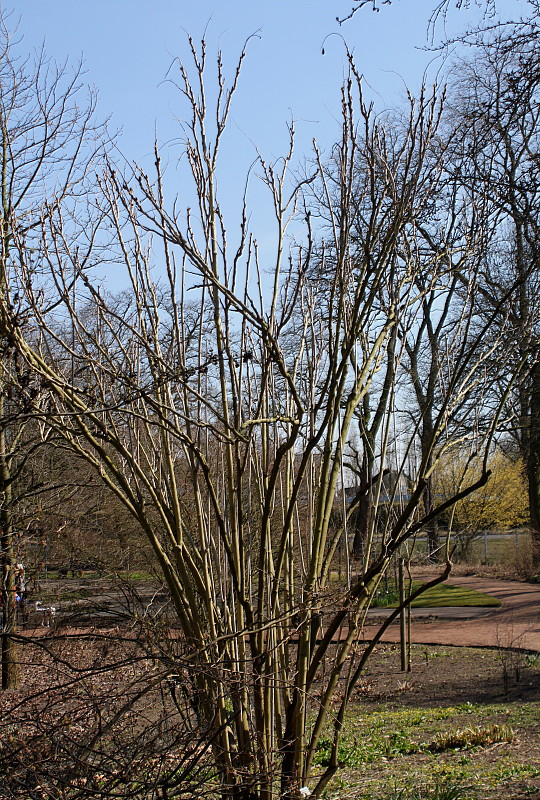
[368,574,540,652]
[22,575,540,652]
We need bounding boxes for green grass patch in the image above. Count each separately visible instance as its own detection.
[313,703,486,770]
[373,582,500,608]
[382,782,473,800]
[408,583,500,608]
[313,700,539,799]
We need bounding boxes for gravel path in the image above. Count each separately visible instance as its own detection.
[22,574,540,652]
[370,574,540,652]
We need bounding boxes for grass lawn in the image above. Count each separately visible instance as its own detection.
[373,582,500,609]
[409,583,501,608]
[310,645,540,799]
[314,700,540,799]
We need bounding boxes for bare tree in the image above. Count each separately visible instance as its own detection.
[398,138,499,562]
[444,29,540,561]
[336,0,534,28]
[0,34,519,800]
[0,14,108,689]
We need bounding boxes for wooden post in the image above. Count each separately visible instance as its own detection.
[399,557,407,672]
[406,595,412,673]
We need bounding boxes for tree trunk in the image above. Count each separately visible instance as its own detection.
[424,476,439,563]
[351,490,370,561]
[527,360,540,567]
[0,409,18,690]
[420,422,439,563]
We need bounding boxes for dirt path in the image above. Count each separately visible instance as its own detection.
[370,574,540,652]
[22,574,540,653]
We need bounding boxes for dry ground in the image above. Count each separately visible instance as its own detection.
[3,572,540,799]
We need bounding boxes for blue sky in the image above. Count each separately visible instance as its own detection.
[12,0,528,283]
[15,0,514,165]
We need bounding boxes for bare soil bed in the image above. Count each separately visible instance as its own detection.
[356,641,540,707]
[2,633,539,799]
[5,573,540,799]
